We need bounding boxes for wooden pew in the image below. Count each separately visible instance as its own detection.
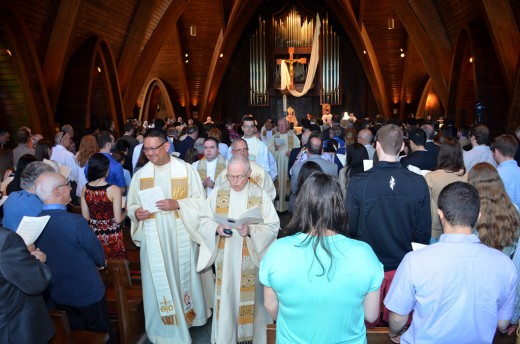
[49,309,109,344]
[105,259,146,344]
[266,323,276,344]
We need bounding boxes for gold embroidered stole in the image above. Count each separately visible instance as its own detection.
[215,183,262,344]
[139,161,196,325]
[197,155,226,186]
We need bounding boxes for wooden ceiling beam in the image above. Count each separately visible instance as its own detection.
[330,0,390,116]
[358,0,365,29]
[398,35,412,119]
[122,0,188,117]
[405,0,451,72]
[200,0,263,116]
[481,0,519,96]
[172,23,191,116]
[217,0,226,31]
[118,0,158,96]
[389,0,449,108]
[42,0,83,114]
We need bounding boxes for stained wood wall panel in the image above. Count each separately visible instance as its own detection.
[176,0,223,107]
[434,0,481,46]
[143,0,173,54]
[72,0,136,65]
[363,0,409,104]
[8,0,59,64]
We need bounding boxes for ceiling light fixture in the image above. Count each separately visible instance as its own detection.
[469,57,473,63]
[190,26,196,37]
[387,17,395,30]
[219,53,223,58]
[363,50,366,54]
[6,49,12,56]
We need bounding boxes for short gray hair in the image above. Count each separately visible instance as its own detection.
[230,138,248,150]
[20,161,55,190]
[228,155,250,173]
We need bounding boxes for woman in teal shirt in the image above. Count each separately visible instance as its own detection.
[260,172,383,343]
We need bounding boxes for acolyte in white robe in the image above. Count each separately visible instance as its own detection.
[127,157,212,344]
[197,182,280,344]
[268,131,300,212]
[240,137,271,175]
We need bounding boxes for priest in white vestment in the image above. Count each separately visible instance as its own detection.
[231,116,271,176]
[215,138,276,201]
[197,155,280,344]
[268,119,300,212]
[192,137,227,197]
[127,129,211,344]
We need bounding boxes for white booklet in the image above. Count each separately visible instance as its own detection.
[16,215,51,245]
[138,186,165,213]
[213,205,264,229]
[412,242,427,251]
[274,138,285,147]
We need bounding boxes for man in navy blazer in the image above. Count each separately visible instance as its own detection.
[35,171,113,342]
[0,226,54,344]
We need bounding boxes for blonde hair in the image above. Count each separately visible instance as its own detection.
[468,162,519,250]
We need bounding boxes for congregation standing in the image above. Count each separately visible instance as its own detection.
[1,110,520,344]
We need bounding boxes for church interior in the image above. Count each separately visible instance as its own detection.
[1,0,519,136]
[1,0,520,343]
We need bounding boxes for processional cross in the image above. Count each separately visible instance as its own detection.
[276,47,307,90]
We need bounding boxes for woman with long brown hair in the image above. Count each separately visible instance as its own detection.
[75,135,99,198]
[424,137,467,243]
[260,172,383,343]
[468,162,519,255]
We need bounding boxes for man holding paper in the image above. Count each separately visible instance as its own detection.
[197,155,280,344]
[268,118,300,212]
[127,128,211,344]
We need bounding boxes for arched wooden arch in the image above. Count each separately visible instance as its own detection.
[0,6,54,138]
[447,28,475,127]
[416,79,443,119]
[55,36,124,135]
[138,78,176,123]
[506,59,520,133]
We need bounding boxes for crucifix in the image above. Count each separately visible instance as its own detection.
[276,47,307,90]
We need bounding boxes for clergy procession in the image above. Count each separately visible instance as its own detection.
[2,110,520,344]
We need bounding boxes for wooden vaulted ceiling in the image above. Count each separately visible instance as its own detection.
[1,0,519,135]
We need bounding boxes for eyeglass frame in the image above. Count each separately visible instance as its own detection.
[225,173,249,181]
[142,141,167,153]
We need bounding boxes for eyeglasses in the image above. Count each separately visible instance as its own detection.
[142,141,166,153]
[226,174,248,181]
[242,125,255,129]
[232,147,249,153]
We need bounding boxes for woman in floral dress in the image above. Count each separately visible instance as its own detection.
[81,153,127,259]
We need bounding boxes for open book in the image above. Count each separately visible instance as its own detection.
[213,205,264,229]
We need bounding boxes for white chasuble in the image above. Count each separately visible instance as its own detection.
[127,157,211,344]
[268,131,300,212]
[197,181,280,344]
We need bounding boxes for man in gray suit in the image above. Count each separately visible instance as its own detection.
[0,226,54,343]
